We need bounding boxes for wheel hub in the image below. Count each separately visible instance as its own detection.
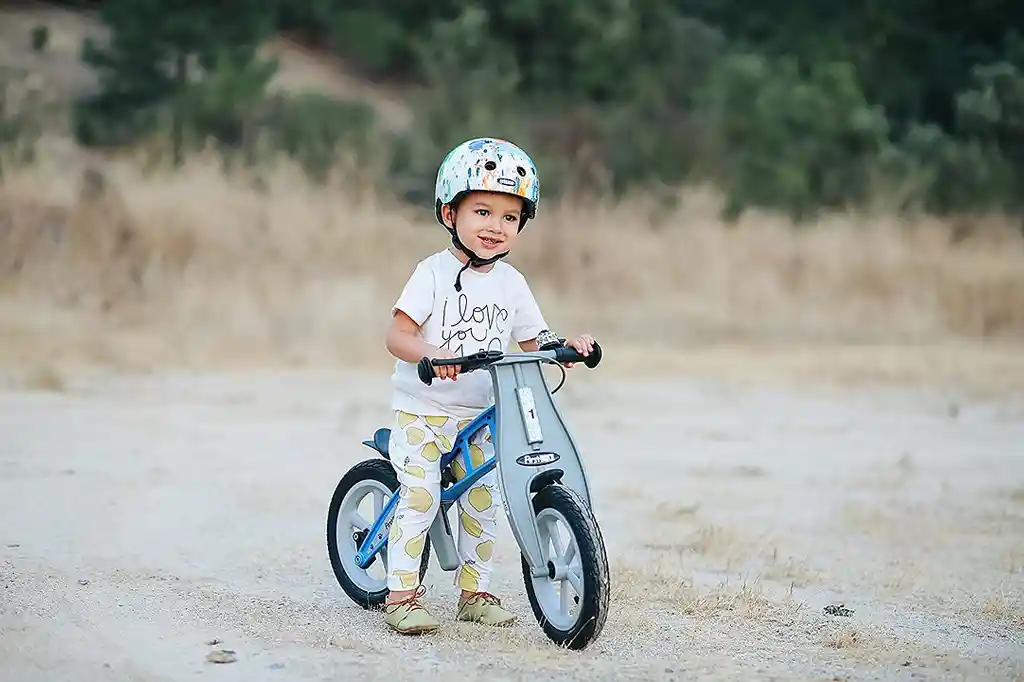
[547,559,569,581]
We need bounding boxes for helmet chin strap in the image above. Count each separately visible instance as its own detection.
[448,228,509,292]
[446,219,510,292]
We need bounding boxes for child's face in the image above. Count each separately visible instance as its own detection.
[442,191,524,259]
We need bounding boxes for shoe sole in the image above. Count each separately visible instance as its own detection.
[392,624,439,635]
[457,617,516,627]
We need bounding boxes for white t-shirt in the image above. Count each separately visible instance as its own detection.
[390,249,549,419]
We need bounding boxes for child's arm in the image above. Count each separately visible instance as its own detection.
[517,338,540,352]
[386,259,459,380]
[386,310,436,364]
[386,310,460,380]
[517,332,595,366]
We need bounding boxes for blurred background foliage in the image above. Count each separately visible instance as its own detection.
[15,0,1024,222]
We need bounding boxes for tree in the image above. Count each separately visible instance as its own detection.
[75,0,277,165]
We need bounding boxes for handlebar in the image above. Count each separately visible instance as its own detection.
[416,342,603,386]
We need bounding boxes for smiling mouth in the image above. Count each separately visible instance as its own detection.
[479,236,503,248]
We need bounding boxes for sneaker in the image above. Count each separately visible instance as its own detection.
[456,592,516,627]
[383,586,439,635]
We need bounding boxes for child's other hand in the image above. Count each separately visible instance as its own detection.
[563,334,596,368]
[431,348,461,381]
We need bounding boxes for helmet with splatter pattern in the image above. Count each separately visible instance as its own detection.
[434,137,540,229]
[433,138,540,290]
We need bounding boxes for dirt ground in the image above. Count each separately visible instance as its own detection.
[1,363,1022,682]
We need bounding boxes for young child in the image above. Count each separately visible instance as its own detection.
[382,137,595,635]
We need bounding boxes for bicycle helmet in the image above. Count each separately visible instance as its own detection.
[434,137,540,291]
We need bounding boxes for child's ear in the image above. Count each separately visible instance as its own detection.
[441,203,456,228]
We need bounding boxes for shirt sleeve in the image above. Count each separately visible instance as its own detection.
[392,259,435,326]
[511,271,549,343]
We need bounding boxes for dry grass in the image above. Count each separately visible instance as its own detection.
[854,452,920,491]
[682,578,801,622]
[683,524,745,557]
[2,137,1024,387]
[648,501,701,520]
[610,485,644,502]
[3,3,1024,398]
[18,364,66,392]
[838,501,947,549]
[981,593,1024,626]
[612,561,697,606]
[1006,548,1024,574]
[758,552,821,588]
[639,522,785,579]
[641,524,744,559]
[689,464,766,478]
[613,561,802,626]
[825,627,861,649]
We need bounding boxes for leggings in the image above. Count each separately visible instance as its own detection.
[385,410,500,593]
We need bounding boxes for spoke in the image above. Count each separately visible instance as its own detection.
[561,538,577,565]
[373,490,385,518]
[566,568,583,596]
[537,516,552,555]
[545,517,565,559]
[560,579,571,613]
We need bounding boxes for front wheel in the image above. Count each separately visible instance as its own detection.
[521,484,610,650]
[326,458,431,609]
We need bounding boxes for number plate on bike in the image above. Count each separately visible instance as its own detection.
[516,387,544,443]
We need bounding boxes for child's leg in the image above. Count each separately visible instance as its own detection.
[385,410,444,596]
[451,423,515,626]
[452,424,500,594]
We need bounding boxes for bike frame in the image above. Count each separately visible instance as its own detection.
[352,350,595,578]
[353,406,498,571]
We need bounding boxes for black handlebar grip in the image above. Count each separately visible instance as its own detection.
[554,341,603,368]
[417,357,435,385]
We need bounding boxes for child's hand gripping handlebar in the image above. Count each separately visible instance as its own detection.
[416,342,603,386]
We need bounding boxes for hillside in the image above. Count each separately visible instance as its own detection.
[0,2,414,132]
[1,2,1024,395]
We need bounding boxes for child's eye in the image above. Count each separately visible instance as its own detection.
[475,209,489,217]
[504,214,519,223]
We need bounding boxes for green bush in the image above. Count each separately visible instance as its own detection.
[30,25,49,53]
[262,92,379,182]
[327,10,407,77]
[696,55,890,221]
[0,67,44,177]
[71,0,1024,219]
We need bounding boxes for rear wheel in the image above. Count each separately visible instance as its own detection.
[521,484,610,649]
[326,459,431,609]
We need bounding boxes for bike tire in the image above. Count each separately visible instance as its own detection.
[521,484,610,649]
[326,458,431,609]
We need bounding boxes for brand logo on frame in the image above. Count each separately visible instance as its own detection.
[516,452,560,467]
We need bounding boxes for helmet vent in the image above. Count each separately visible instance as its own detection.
[484,160,497,171]
[516,166,526,176]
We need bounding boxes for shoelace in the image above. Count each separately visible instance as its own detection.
[462,591,502,607]
[386,585,427,612]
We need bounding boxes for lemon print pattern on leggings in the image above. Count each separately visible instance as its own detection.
[386,410,501,594]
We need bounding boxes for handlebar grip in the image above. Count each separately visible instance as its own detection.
[553,341,603,368]
[417,357,435,385]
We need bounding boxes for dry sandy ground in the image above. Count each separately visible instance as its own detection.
[1,366,1023,682]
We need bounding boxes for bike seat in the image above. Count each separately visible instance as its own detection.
[372,427,391,456]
